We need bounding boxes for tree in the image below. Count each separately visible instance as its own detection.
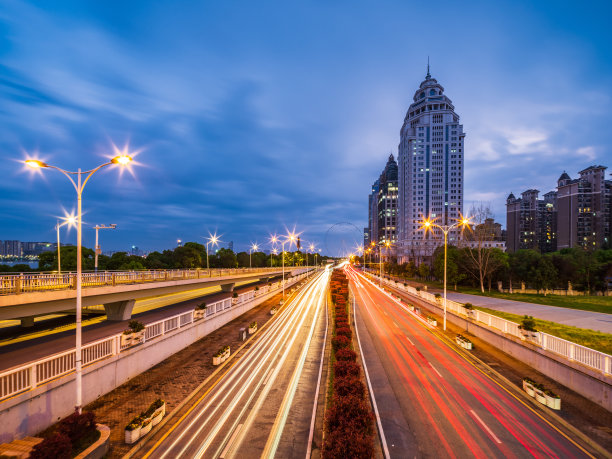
[38,246,95,272]
[417,263,430,280]
[433,245,466,290]
[213,248,237,268]
[460,203,505,292]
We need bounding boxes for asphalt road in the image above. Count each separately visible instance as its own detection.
[138,268,330,459]
[347,266,598,459]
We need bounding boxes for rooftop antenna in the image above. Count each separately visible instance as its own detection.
[426,56,431,79]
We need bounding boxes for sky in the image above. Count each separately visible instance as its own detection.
[1,0,611,257]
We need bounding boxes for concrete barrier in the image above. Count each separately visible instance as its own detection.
[0,275,305,442]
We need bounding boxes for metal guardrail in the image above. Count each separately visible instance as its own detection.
[373,275,612,376]
[0,275,304,402]
[0,267,286,296]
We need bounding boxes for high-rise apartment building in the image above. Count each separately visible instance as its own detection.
[506,189,557,253]
[367,179,380,246]
[397,68,465,261]
[377,154,398,245]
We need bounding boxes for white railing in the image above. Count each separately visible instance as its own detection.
[0,267,289,295]
[0,273,306,402]
[372,274,612,376]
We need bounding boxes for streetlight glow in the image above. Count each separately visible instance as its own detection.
[111,155,133,165]
[25,159,48,169]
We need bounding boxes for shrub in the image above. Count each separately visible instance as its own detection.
[335,348,357,362]
[334,361,360,378]
[334,375,365,398]
[463,302,474,310]
[58,411,96,444]
[196,302,206,310]
[335,321,349,330]
[30,433,72,459]
[128,320,145,332]
[520,315,537,332]
[335,327,352,339]
[435,293,441,299]
[332,335,351,351]
[233,292,238,298]
[250,321,257,328]
[323,423,374,459]
[325,394,374,438]
[125,415,143,431]
[335,314,348,323]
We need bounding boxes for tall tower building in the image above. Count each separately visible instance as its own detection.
[397,66,465,262]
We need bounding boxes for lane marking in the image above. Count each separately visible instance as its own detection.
[262,367,275,386]
[405,336,414,345]
[470,410,502,444]
[430,364,443,379]
[219,423,243,458]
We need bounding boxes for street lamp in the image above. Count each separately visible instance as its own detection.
[419,216,471,331]
[94,224,116,272]
[379,241,391,285]
[25,151,134,414]
[249,242,259,269]
[272,231,297,299]
[205,233,220,271]
[55,215,77,274]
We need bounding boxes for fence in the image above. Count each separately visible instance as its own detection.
[0,267,286,295]
[372,274,612,376]
[0,274,305,402]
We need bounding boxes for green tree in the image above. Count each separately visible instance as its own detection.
[38,246,95,271]
[213,248,237,268]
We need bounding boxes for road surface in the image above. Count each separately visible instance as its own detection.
[137,268,330,459]
[346,266,598,459]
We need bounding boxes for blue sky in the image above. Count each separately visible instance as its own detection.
[1,0,611,256]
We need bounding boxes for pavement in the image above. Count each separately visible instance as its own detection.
[347,267,599,458]
[445,292,612,333]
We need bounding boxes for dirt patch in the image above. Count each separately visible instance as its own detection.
[83,291,288,458]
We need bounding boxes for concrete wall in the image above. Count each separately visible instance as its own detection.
[0,278,301,442]
[391,287,612,413]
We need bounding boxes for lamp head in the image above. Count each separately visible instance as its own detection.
[25,159,48,169]
[111,155,133,165]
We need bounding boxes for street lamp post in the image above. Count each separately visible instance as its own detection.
[94,224,116,272]
[25,153,133,414]
[271,232,297,300]
[249,243,259,269]
[419,216,470,331]
[378,241,390,285]
[55,216,76,274]
[205,233,220,272]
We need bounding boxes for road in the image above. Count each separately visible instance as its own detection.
[137,268,330,459]
[346,266,598,459]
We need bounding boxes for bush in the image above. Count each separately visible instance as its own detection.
[334,375,365,398]
[332,335,351,351]
[233,292,238,298]
[128,320,145,332]
[463,302,474,310]
[323,423,374,459]
[58,411,96,444]
[196,302,206,310]
[30,433,72,459]
[335,348,357,362]
[335,327,352,339]
[334,361,360,378]
[520,315,537,332]
[335,321,349,330]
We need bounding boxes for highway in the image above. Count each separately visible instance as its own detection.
[138,267,330,459]
[345,266,597,459]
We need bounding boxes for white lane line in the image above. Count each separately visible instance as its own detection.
[262,367,275,386]
[305,285,329,459]
[470,409,502,444]
[393,320,399,328]
[405,336,414,345]
[430,364,443,379]
[219,423,243,458]
[353,293,391,459]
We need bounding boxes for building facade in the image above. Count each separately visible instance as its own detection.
[506,190,557,253]
[397,68,465,262]
[376,154,398,245]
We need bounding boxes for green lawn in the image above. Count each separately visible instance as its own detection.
[475,306,612,355]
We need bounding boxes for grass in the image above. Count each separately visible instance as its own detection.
[475,306,612,355]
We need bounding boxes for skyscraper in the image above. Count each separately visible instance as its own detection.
[376,154,398,245]
[397,66,465,262]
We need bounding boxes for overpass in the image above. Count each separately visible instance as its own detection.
[0,267,307,324]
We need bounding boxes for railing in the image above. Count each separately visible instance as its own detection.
[371,274,612,376]
[0,267,289,296]
[0,273,306,401]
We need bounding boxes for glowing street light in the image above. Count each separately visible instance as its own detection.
[205,232,220,271]
[249,242,259,269]
[24,150,135,414]
[418,215,471,331]
[55,214,77,274]
[279,230,299,299]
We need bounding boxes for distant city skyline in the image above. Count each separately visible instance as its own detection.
[1,1,610,252]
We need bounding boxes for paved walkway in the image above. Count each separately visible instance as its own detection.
[445,292,612,334]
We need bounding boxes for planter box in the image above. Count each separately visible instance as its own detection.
[224,348,230,359]
[427,318,437,327]
[523,380,536,397]
[248,326,257,334]
[153,402,166,419]
[124,426,141,444]
[132,330,145,344]
[194,309,205,320]
[545,394,561,410]
[213,355,222,366]
[534,389,547,405]
[140,421,152,436]
[270,308,277,315]
[151,410,164,426]
[121,333,134,347]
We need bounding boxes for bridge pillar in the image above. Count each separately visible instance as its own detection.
[104,300,136,321]
[20,317,34,327]
[220,283,235,293]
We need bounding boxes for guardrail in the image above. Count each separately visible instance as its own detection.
[0,267,288,296]
[0,275,304,402]
[370,274,612,376]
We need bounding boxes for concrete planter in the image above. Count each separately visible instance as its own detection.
[194,309,205,320]
[213,355,222,366]
[426,318,437,327]
[124,425,141,444]
[545,393,561,410]
[248,326,257,334]
[76,424,110,459]
[132,330,145,344]
[270,308,277,315]
[456,336,473,350]
[523,379,536,397]
[534,388,547,405]
[121,333,134,347]
[151,410,163,426]
[140,420,152,436]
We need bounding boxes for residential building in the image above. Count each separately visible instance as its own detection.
[506,189,557,253]
[397,66,465,262]
[377,154,399,246]
[367,179,380,247]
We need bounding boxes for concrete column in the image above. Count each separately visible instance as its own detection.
[221,283,235,292]
[20,317,35,327]
[103,299,136,321]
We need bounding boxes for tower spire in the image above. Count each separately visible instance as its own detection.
[426,56,431,79]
